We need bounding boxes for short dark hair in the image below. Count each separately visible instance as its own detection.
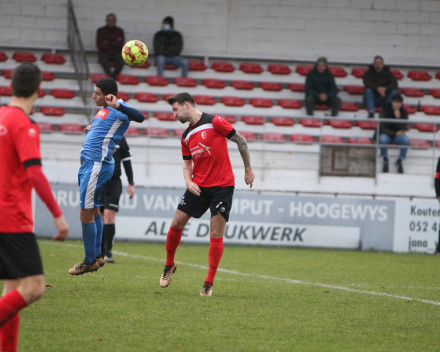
[106,13,116,20]
[95,78,118,96]
[167,92,195,107]
[391,94,403,102]
[374,55,384,62]
[163,16,174,28]
[11,62,42,98]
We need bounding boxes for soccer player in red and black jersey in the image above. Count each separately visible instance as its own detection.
[0,63,69,351]
[159,92,255,296]
[435,159,440,255]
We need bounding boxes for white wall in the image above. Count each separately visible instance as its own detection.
[1,0,440,65]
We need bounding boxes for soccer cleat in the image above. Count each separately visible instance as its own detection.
[96,256,105,268]
[159,263,177,288]
[200,282,213,296]
[104,255,115,264]
[68,261,99,275]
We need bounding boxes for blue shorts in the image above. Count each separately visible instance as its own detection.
[78,160,114,209]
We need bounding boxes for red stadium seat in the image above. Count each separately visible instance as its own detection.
[134,92,159,103]
[260,82,283,91]
[436,72,440,80]
[287,83,305,92]
[410,139,431,148]
[174,77,197,87]
[41,53,65,64]
[268,64,291,75]
[221,96,245,107]
[212,61,235,72]
[344,85,364,95]
[414,123,439,132]
[250,98,273,108]
[340,102,359,112]
[91,73,108,83]
[403,104,417,114]
[129,61,150,68]
[348,137,372,144]
[125,126,140,136]
[421,105,440,115]
[242,116,265,125]
[154,112,175,121]
[262,132,286,142]
[321,135,344,144]
[329,66,347,77]
[300,118,321,128]
[38,88,46,98]
[238,131,257,141]
[193,95,216,105]
[144,127,169,137]
[357,121,377,130]
[141,111,149,120]
[329,120,352,129]
[145,76,168,86]
[202,79,226,89]
[12,52,36,62]
[430,89,440,99]
[173,128,186,137]
[163,93,176,101]
[116,74,140,85]
[408,70,432,81]
[1,69,12,79]
[401,87,425,97]
[240,63,263,74]
[314,105,330,111]
[351,67,367,78]
[296,65,313,76]
[223,115,237,124]
[270,117,294,126]
[0,87,13,96]
[189,60,207,71]
[164,64,178,70]
[117,91,130,101]
[51,89,75,99]
[40,107,65,116]
[290,134,315,143]
[37,122,54,133]
[0,52,7,62]
[436,140,440,148]
[390,69,403,80]
[231,80,254,90]
[59,123,83,134]
[278,99,301,109]
[42,71,55,81]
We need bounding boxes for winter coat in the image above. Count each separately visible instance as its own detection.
[153,30,183,58]
[378,104,409,138]
[305,67,338,98]
[363,65,398,92]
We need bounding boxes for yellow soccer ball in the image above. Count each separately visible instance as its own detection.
[121,40,148,66]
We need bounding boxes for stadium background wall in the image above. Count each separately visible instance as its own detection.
[1,0,440,66]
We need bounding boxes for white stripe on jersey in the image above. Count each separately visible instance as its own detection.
[101,120,124,161]
[184,124,213,143]
[85,161,102,209]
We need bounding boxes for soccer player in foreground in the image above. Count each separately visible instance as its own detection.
[68,78,144,275]
[160,92,255,296]
[0,63,69,352]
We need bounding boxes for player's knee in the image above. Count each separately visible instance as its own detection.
[19,276,45,303]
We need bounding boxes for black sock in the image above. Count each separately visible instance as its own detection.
[102,224,116,256]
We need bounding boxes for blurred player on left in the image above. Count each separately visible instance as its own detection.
[0,62,69,352]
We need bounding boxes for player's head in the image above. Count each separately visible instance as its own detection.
[94,78,118,106]
[167,92,196,123]
[106,13,116,27]
[11,62,42,98]
[162,16,174,30]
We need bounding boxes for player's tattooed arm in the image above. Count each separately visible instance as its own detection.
[230,132,251,168]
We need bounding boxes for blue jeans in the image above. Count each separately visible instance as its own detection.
[378,134,410,159]
[155,55,189,77]
[364,88,398,114]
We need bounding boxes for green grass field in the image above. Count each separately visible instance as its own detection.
[4,239,440,352]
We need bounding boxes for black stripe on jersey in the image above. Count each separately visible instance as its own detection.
[183,155,192,160]
[181,113,215,140]
[23,158,42,168]
[226,129,236,139]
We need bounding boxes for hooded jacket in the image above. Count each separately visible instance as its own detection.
[363,65,398,91]
[378,104,409,138]
[305,67,338,98]
[153,30,183,58]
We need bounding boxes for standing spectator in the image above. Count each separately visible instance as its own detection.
[96,13,125,80]
[377,94,410,174]
[154,16,188,77]
[363,56,398,118]
[305,57,341,117]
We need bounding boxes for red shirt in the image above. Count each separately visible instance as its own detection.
[181,113,236,187]
[0,106,42,233]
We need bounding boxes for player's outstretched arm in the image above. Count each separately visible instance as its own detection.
[229,132,255,188]
[183,159,200,196]
[105,94,144,122]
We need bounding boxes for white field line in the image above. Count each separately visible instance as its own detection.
[53,242,440,306]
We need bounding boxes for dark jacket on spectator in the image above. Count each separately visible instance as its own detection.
[96,26,125,54]
[378,104,409,138]
[305,67,338,98]
[154,30,183,58]
[363,65,398,92]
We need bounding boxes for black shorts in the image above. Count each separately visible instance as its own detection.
[177,186,234,222]
[0,232,44,280]
[100,178,123,213]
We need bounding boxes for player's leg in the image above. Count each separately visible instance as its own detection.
[102,209,116,262]
[167,56,189,77]
[94,206,105,267]
[155,55,166,76]
[111,53,125,80]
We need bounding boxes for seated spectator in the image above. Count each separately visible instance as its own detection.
[377,94,410,174]
[154,16,188,77]
[363,56,398,118]
[305,57,341,117]
[96,13,125,80]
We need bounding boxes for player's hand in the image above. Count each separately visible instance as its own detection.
[377,87,386,97]
[186,181,201,196]
[53,214,69,241]
[244,167,255,188]
[319,93,328,102]
[84,124,91,133]
[105,94,120,109]
[128,184,135,199]
[396,130,405,136]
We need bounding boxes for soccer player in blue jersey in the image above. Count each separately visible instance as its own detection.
[69,78,144,275]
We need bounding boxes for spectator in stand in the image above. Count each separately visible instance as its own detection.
[363,56,398,118]
[154,16,188,77]
[305,57,341,117]
[96,13,125,80]
[377,94,410,174]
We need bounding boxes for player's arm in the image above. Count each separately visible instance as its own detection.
[229,132,255,188]
[120,137,135,199]
[435,158,440,200]
[183,159,200,196]
[105,95,144,122]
